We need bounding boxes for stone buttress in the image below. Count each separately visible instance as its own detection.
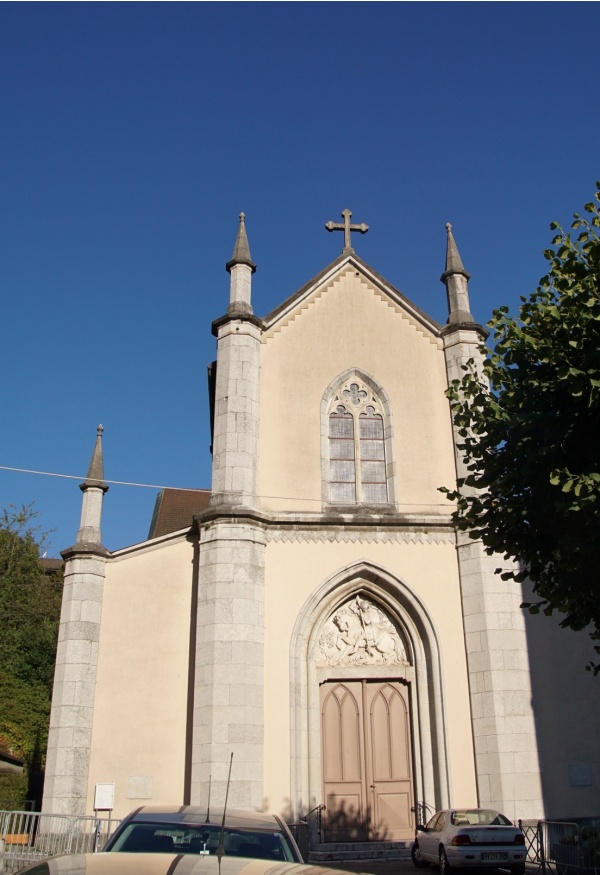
[42,426,109,815]
[441,225,544,819]
[191,214,266,809]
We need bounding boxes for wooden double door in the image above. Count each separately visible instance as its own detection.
[321,680,414,841]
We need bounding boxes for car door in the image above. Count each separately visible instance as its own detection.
[419,812,444,861]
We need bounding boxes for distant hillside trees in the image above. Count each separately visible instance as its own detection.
[0,505,62,808]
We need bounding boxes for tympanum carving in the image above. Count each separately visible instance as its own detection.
[316,595,410,667]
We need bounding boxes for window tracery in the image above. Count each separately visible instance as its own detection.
[328,380,388,504]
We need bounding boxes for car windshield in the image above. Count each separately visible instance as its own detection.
[107,823,298,861]
[451,810,512,827]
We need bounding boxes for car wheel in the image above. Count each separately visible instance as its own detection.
[411,841,430,868]
[439,847,452,875]
[510,865,526,875]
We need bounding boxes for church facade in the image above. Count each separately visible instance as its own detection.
[42,212,599,839]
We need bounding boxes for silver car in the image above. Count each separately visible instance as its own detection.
[412,808,526,875]
[102,806,302,863]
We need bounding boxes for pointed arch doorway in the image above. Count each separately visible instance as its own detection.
[316,594,416,842]
[290,564,450,847]
[320,679,414,841]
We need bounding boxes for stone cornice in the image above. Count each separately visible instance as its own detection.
[440,320,489,341]
[194,505,455,542]
[211,312,265,336]
[61,542,110,560]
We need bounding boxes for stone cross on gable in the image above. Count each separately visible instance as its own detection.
[325,209,369,254]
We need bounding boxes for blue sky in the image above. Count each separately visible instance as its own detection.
[1,1,598,556]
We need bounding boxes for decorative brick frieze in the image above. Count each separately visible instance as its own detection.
[266,528,454,545]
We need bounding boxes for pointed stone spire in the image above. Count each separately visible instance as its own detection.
[76,424,108,545]
[226,212,256,273]
[442,222,470,280]
[226,213,256,317]
[440,222,474,325]
[83,424,108,489]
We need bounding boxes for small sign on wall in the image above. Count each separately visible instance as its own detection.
[568,765,592,787]
[94,782,115,811]
[127,776,153,799]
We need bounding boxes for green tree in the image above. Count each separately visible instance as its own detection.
[0,505,63,806]
[444,184,600,672]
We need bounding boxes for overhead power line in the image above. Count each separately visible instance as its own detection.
[0,464,453,508]
[0,465,194,492]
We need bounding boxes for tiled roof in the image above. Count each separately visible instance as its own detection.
[40,557,63,574]
[148,488,211,539]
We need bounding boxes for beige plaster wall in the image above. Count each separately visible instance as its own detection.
[262,537,478,818]
[258,268,456,513]
[86,536,194,817]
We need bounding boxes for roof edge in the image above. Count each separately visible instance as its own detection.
[261,252,443,337]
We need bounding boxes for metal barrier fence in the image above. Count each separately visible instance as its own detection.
[520,820,543,864]
[0,811,120,873]
[537,820,600,875]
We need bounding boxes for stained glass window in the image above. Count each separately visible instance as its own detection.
[329,407,356,502]
[328,388,388,504]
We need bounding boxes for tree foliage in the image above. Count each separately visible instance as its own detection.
[444,184,600,672]
[0,505,62,805]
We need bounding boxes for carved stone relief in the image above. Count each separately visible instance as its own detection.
[315,595,410,667]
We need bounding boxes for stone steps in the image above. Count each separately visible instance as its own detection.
[309,841,413,863]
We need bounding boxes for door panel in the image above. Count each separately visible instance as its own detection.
[321,682,367,840]
[323,683,362,781]
[321,680,414,842]
[366,683,414,840]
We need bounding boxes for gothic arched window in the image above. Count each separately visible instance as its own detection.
[327,380,388,504]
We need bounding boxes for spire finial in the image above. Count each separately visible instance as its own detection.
[73,424,108,548]
[442,221,470,281]
[83,424,108,492]
[441,222,474,325]
[226,212,256,274]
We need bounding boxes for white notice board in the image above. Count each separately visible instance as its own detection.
[94,782,115,811]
